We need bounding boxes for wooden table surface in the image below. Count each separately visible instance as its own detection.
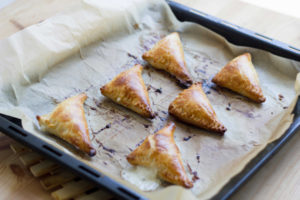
[0,0,299,199]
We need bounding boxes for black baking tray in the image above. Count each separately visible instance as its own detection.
[1,1,300,200]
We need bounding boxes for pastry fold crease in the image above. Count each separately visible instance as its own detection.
[100,64,154,118]
[142,32,193,87]
[212,53,266,103]
[127,122,193,188]
[37,93,96,156]
[169,83,226,134]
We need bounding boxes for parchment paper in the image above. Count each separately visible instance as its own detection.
[0,0,300,199]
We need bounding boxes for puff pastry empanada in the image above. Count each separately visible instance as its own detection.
[36,93,96,156]
[142,32,193,87]
[168,83,226,134]
[212,53,266,103]
[100,64,154,118]
[127,122,193,188]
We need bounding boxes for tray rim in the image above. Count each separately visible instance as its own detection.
[167,0,300,62]
[1,1,300,200]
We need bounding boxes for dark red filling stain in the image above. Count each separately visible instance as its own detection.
[278,94,284,101]
[196,154,200,164]
[157,115,167,122]
[202,79,221,95]
[226,103,231,111]
[194,68,206,75]
[136,139,145,147]
[147,85,163,94]
[90,106,97,111]
[187,164,200,182]
[102,146,116,154]
[96,139,116,155]
[155,88,162,94]
[127,53,138,60]
[235,108,255,118]
[93,123,111,134]
[192,171,200,182]
[183,136,192,141]
[161,110,168,115]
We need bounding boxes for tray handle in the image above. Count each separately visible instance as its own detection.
[167,0,300,61]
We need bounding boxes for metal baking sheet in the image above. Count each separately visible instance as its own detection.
[0,1,300,199]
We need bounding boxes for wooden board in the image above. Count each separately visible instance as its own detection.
[0,0,299,199]
[0,134,52,200]
[9,142,114,200]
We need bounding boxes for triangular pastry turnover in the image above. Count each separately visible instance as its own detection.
[142,32,193,87]
[212,53,266,103]
[36,93,96,156]
[127,122,193,188]
[168,83,226,134]
[100,64,154,118]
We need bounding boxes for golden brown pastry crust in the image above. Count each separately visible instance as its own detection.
[142,32,193,87]
[212,53,266,103]
[127,122,193,188]
[100,64,154,118]
[168,83,226,134]
[36,93,96,156]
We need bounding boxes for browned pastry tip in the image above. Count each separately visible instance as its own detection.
[168,82,226,134]
[212,53,266,103]
[127,122,193,188]
[100,64,154,118]
[36,93,96,156]
[142,32,193,87]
